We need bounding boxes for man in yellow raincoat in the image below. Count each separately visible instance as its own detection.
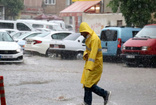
[79,22,111,105]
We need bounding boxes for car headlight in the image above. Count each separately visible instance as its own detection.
[122,45,126,50]
[141,46,151,51]
[16,48,21,52]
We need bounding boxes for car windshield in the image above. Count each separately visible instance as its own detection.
[35,32,50,37]
[135,25,156,38]
[63,33,80,40]
[100,30,117,41]
[0,32,14,42]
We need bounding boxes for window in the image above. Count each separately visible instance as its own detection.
[0,32,14,42]
[64,33,80,41]
[100,30,117,41]
[51,33,71,40]
[66,0,71,5]
[45,0,56,5]
[132,31,139,37]
[17,23,31,31]
[0,23,14,29]
[117,20,122,26]
[32,24,44,28]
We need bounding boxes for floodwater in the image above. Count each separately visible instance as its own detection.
[0,54,156,105]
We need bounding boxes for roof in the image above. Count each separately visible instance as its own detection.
[60,1,100,17]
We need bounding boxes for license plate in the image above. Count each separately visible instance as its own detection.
[26,41,32,44]
[0,55,13,58]
[126,55,135,58]
[54,45,59,48]
[102,48,107,52]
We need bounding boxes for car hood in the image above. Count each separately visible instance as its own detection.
[124,38,156,47]
[0,42,20,50]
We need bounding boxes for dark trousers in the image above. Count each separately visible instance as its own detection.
[84,84,107,105]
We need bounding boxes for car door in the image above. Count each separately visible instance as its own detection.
[100,29,118,56]
[74,36,85,51]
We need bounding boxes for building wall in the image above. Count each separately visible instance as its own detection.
[82,13,126,34]
[43,0,68,15]
[21,0,43,19]
[24,0,43,7]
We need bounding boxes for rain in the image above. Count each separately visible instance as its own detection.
[0,0,156,105]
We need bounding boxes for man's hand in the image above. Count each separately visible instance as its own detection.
[84,54,88,60]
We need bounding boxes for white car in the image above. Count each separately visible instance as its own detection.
[0,29,18,34]
[48,33,86,59]
[10,31,29,38]
[0,30,23,62]
[25,31,73,56]
[14,31,42,50]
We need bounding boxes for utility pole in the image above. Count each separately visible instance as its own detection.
[100,0,104,13]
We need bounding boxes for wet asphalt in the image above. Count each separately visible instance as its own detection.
[0,54,156,105]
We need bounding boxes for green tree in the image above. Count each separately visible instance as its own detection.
[107,0,156,27]
[0,0,24,20]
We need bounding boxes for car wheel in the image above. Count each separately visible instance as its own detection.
[46,48,56,58]
[61,54,68,59]
[75,52,83,60]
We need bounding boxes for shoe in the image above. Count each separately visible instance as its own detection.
[104,91,111,105]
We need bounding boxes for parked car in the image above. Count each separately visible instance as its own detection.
[121,24,156,66]
[25,31,73,56]
[14,31,42,50]
[34,28,52,32]
[11,31,30,38]
[0,29,18,34]
[100,26,141,60]
[17,19,63,31]
[0,20,34,31]
[0,30,23,62]
[48,33,85,59]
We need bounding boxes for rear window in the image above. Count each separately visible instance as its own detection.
[51,33,70,40]
[100,30,117,41]
[64,33,80,40]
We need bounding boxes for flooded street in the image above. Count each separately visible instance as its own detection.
[1,54,156,105]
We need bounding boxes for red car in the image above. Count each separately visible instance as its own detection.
[121,24,156,66]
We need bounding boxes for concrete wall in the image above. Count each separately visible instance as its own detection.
[82,13,126,34]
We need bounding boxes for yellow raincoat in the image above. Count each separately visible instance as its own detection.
[80,22,103,88]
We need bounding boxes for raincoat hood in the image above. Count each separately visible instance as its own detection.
[79,22,94,35]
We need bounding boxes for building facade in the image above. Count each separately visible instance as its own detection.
[21,0,72,19]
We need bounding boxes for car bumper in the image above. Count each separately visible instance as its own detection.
[49,48,77,55]
[25,44,48,55]
[0,52,23,63]
[121,54,156,64]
